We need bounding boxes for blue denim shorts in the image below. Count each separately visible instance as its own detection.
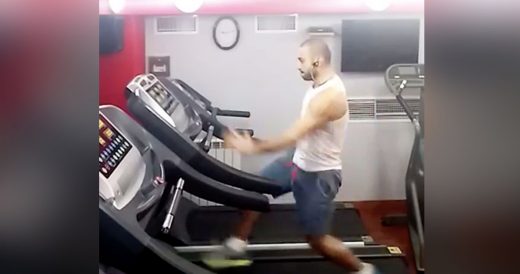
[260,151,342,236]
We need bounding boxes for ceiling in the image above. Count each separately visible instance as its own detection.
[99,0,424,15]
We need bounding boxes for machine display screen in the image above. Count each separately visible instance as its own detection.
[146,83,174,110]
[99,115,133,178]
[398,66,417,75]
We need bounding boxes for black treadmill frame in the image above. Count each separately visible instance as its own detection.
[125,75,374,246]
[99,105,409,274]
[382,63,425,273]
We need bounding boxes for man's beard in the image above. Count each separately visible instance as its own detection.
[299,70,313,81]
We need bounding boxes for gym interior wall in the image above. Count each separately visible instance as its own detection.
[99,15,145,111]
[143,13,424,201]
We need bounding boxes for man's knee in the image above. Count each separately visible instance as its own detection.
[240,210,261,221]
[306,235,327,251]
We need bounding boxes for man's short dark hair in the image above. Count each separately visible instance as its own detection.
[300,39,332,64]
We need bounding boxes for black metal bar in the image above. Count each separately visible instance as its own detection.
[216,109,251,118]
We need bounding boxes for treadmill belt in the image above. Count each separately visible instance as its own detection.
[186,204,368,244]
[198,257,408,274]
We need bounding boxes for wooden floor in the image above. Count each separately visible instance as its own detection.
[353,200,417,274]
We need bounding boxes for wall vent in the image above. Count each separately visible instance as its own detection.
[256,14,298,32]
[155,16,198,34]
[375,98,421,120]
[348,99,376,120]
[348,98,421,121]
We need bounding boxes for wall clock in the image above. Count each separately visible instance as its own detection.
[213,16,240,50]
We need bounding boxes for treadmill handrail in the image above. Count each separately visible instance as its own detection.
[161,78,231,140]
[164,159,270,212]
[174,79,212,108]
[215,108,251,118]
[176,79,251,118]
[127,95,284,196]
[385,64,423,135]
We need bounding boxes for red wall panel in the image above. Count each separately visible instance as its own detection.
[99,15,145,111]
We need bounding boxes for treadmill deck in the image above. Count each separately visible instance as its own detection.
[183,203,369,244]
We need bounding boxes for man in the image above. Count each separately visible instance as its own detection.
[222,39,378,273]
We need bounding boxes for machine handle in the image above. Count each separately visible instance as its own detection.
[235,128,254,137]
[210,107,218,118]
[162,161,271,212]
[203,126,214,151]
[216,109,251,118]
[161,178,185,234]
[173,78,212,106]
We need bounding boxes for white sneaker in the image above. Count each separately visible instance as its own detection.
[222,237,248,256]
[353,263,380,274]
[201,237,251,269]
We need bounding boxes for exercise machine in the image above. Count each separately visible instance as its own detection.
[126,74,252,150]
[99,105,409,273]
[173,78,255,137]
[125,74,373,245]
[382,63,425,273]
[100,105,226,274]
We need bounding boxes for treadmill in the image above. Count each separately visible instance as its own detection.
[382,64,425,273]
[99,105,234,274]
[98,105,409,274]
[125,74,373,246]
[172,78,255,139]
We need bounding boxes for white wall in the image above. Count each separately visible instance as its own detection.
[145,13,424,201]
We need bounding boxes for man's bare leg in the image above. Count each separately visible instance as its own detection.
[307,234,363,271]
[233,210,261,241]
[307,234,362,271]
[219,210,262,255]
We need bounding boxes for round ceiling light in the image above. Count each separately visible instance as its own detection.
[108,0,126,14]
[365,0,391,12]
[174,0,204,13]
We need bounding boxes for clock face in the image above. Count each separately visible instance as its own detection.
[213,17,240,50]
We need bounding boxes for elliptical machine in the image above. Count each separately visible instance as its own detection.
[382,64,424,273]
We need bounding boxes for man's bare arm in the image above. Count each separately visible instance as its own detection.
[254,88,347,153]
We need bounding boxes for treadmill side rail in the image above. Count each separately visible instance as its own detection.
[175,241,365,253]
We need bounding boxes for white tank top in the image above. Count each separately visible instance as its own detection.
[293,75,348,172]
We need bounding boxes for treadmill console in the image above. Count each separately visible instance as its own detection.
[385,64,424,93]
[387,64,424,79]
[99,115,133,178]
[126,74,202,135]
[99,112,146,210]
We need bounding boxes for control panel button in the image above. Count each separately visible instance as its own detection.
[99,115,133,179]
[103,128,114,139]
[153,176,165,186]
